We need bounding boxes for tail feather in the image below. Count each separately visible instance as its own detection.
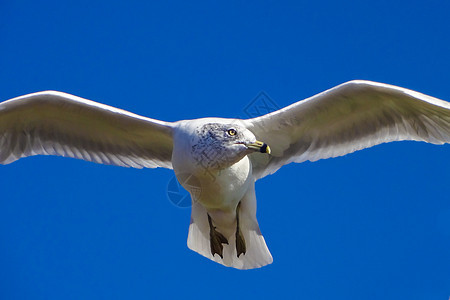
[187,190,272,269]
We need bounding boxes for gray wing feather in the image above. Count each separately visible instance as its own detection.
[0,91,174,169]
[246,80,450,179]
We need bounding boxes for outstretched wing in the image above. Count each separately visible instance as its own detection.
[246,80,450,179]
[0,91,174,169]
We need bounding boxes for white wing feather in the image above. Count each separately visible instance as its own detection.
[0,91,174,169]
[246,80,450,179]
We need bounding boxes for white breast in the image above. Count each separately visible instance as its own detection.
[171,121,253,211]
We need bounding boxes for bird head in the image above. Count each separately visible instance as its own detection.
[190,122,270,170]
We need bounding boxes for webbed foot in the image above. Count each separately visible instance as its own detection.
[208,214,228,259]
[235,202,247,257]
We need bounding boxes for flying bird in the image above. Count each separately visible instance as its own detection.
[1,80,449,269]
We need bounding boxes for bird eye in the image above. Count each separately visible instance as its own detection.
[227,129,237,136]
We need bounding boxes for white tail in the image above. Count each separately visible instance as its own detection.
[187,187,273,269]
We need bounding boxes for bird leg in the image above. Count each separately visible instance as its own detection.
[208,214,228,259]
[235,202,247,257]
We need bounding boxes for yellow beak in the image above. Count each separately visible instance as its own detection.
[247,141,271,154]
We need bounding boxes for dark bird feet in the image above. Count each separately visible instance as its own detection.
[235,229,246,257]
[208,214,228,259]
[207,202,247,259]
[235,202,246,257]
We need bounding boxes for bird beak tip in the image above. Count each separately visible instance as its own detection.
[259,143,271,154]
[247,141,271,154]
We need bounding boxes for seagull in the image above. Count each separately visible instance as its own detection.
[1,80,449,269]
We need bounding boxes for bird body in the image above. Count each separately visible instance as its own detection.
[171,119,272,268]
[1,80,449,269]
[172,118,254,211]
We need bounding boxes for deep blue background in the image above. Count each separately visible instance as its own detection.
[1,1,449,299]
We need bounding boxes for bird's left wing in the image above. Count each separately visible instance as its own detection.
[245,80,450,179]
[0,91,174,169]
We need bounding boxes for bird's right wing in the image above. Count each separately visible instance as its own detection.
[0,91,174,169]
[246,80,450,179]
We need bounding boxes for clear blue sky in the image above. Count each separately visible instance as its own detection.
[1,1,449,299]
